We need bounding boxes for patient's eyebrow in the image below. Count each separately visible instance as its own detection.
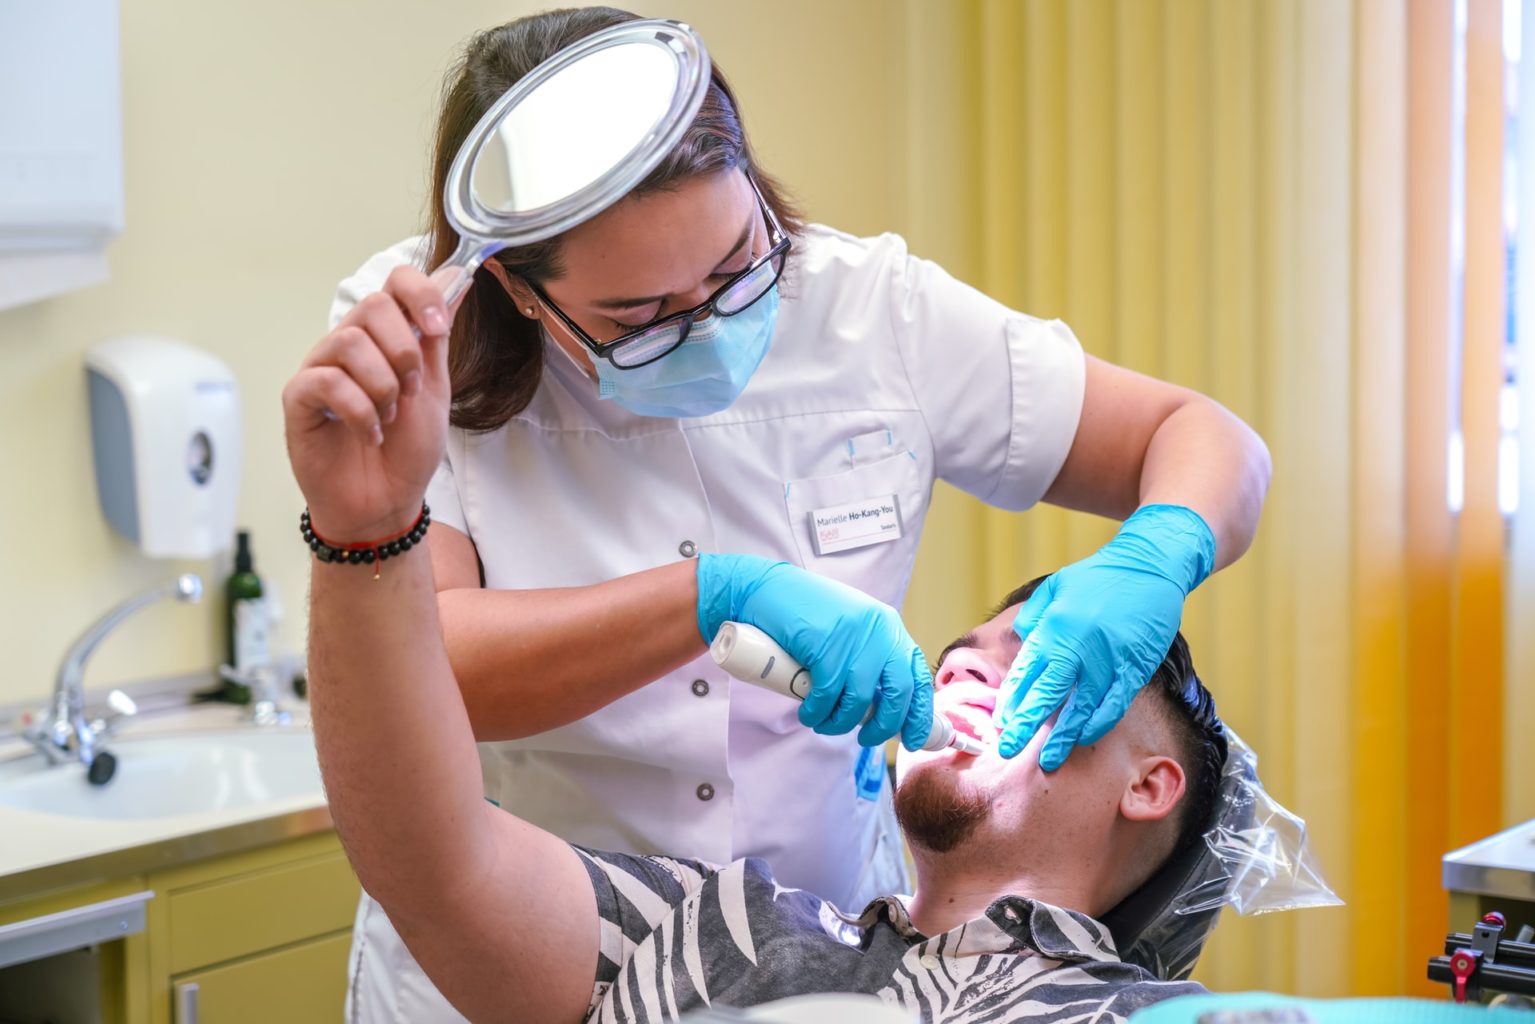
[934,632,979,674]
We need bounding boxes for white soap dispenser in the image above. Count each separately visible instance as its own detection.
[84,334,242,559]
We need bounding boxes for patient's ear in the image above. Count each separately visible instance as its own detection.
[1120,755,1186,823]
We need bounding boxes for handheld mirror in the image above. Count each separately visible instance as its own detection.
[434,19,711,304]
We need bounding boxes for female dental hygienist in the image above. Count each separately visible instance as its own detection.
[286,7,1269,1021]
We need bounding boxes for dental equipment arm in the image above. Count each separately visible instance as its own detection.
[711,622,984,757]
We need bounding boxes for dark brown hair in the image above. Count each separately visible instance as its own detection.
[426,7,804,431]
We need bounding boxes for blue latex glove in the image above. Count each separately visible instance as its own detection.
[995,504,1216,770]
[696,553,934,750]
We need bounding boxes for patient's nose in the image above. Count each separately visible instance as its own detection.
[935,648,1002,690]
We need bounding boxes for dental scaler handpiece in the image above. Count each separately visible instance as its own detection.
[709,622,986,756]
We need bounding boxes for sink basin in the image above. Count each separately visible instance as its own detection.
[0,730,323,820]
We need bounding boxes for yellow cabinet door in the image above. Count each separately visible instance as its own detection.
[171,930,349,1024]
[164,849,358,974]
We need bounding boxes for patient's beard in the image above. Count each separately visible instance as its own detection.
[894,763,993,854]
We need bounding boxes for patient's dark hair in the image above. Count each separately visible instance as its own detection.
[992,576,1227,857]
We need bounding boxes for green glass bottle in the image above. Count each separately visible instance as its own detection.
[224,530,267,704]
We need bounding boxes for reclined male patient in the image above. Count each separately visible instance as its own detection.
[308,562,1226,1023]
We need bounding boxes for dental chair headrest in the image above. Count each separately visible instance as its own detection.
[1099,727,1247,981]
[1099,726,1341,981]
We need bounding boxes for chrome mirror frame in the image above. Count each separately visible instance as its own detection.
[435,20,711,303]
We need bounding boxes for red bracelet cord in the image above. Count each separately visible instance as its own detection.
[301,504,431,581]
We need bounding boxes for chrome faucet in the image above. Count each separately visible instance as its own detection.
[24,573,203,784]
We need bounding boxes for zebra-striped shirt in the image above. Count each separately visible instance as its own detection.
[576,847,1206,1023]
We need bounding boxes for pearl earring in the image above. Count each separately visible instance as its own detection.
[525,306,535,317]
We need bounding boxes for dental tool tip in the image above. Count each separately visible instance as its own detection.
[950,734,987,757]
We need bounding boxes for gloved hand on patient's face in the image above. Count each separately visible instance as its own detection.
[994,504,1216,771]
[696,554,935,751]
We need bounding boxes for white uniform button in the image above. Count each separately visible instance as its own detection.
[696,783,715,801]
[691,679,710,697]
[919,954,941,970]
[678,539,698,558]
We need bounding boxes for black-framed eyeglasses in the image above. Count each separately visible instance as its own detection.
[530,172,791,370]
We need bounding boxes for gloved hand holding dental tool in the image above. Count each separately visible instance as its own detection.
[993,503,1218,771]
[697,553,936,751]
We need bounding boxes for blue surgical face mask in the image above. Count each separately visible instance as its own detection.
[593,284,779,418]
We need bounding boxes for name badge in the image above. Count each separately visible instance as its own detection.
[808,494,903,556]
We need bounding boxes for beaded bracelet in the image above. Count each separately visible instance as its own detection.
[300,503,430,581]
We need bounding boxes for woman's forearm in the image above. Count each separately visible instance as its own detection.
[1139,397,1271,570]
[441,559,710,741]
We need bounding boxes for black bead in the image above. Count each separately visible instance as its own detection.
[299,503,432,569]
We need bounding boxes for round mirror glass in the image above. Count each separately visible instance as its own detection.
[470,41,679,215]
[434,20,710,304]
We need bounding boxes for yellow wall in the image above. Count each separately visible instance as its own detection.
[0,0,906,706]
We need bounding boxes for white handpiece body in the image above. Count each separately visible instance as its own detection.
[708,622,984,755]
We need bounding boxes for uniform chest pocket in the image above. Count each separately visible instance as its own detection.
[783,442,926,609]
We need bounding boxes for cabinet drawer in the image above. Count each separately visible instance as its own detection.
[167,851,358,974]
[173,930,350,1024]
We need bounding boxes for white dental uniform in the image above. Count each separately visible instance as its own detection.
[330,224,1086,1022]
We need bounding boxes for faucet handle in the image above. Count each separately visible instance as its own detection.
[88,689,138,737]
[19,707,55,744]
[18,708,72,765]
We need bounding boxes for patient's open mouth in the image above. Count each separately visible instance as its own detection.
[947,712,982,742]
[942,703,995,744]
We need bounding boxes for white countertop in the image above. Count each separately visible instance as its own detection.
[0,701,334,903]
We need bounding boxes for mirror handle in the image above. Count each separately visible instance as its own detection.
[432,234,497,308]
